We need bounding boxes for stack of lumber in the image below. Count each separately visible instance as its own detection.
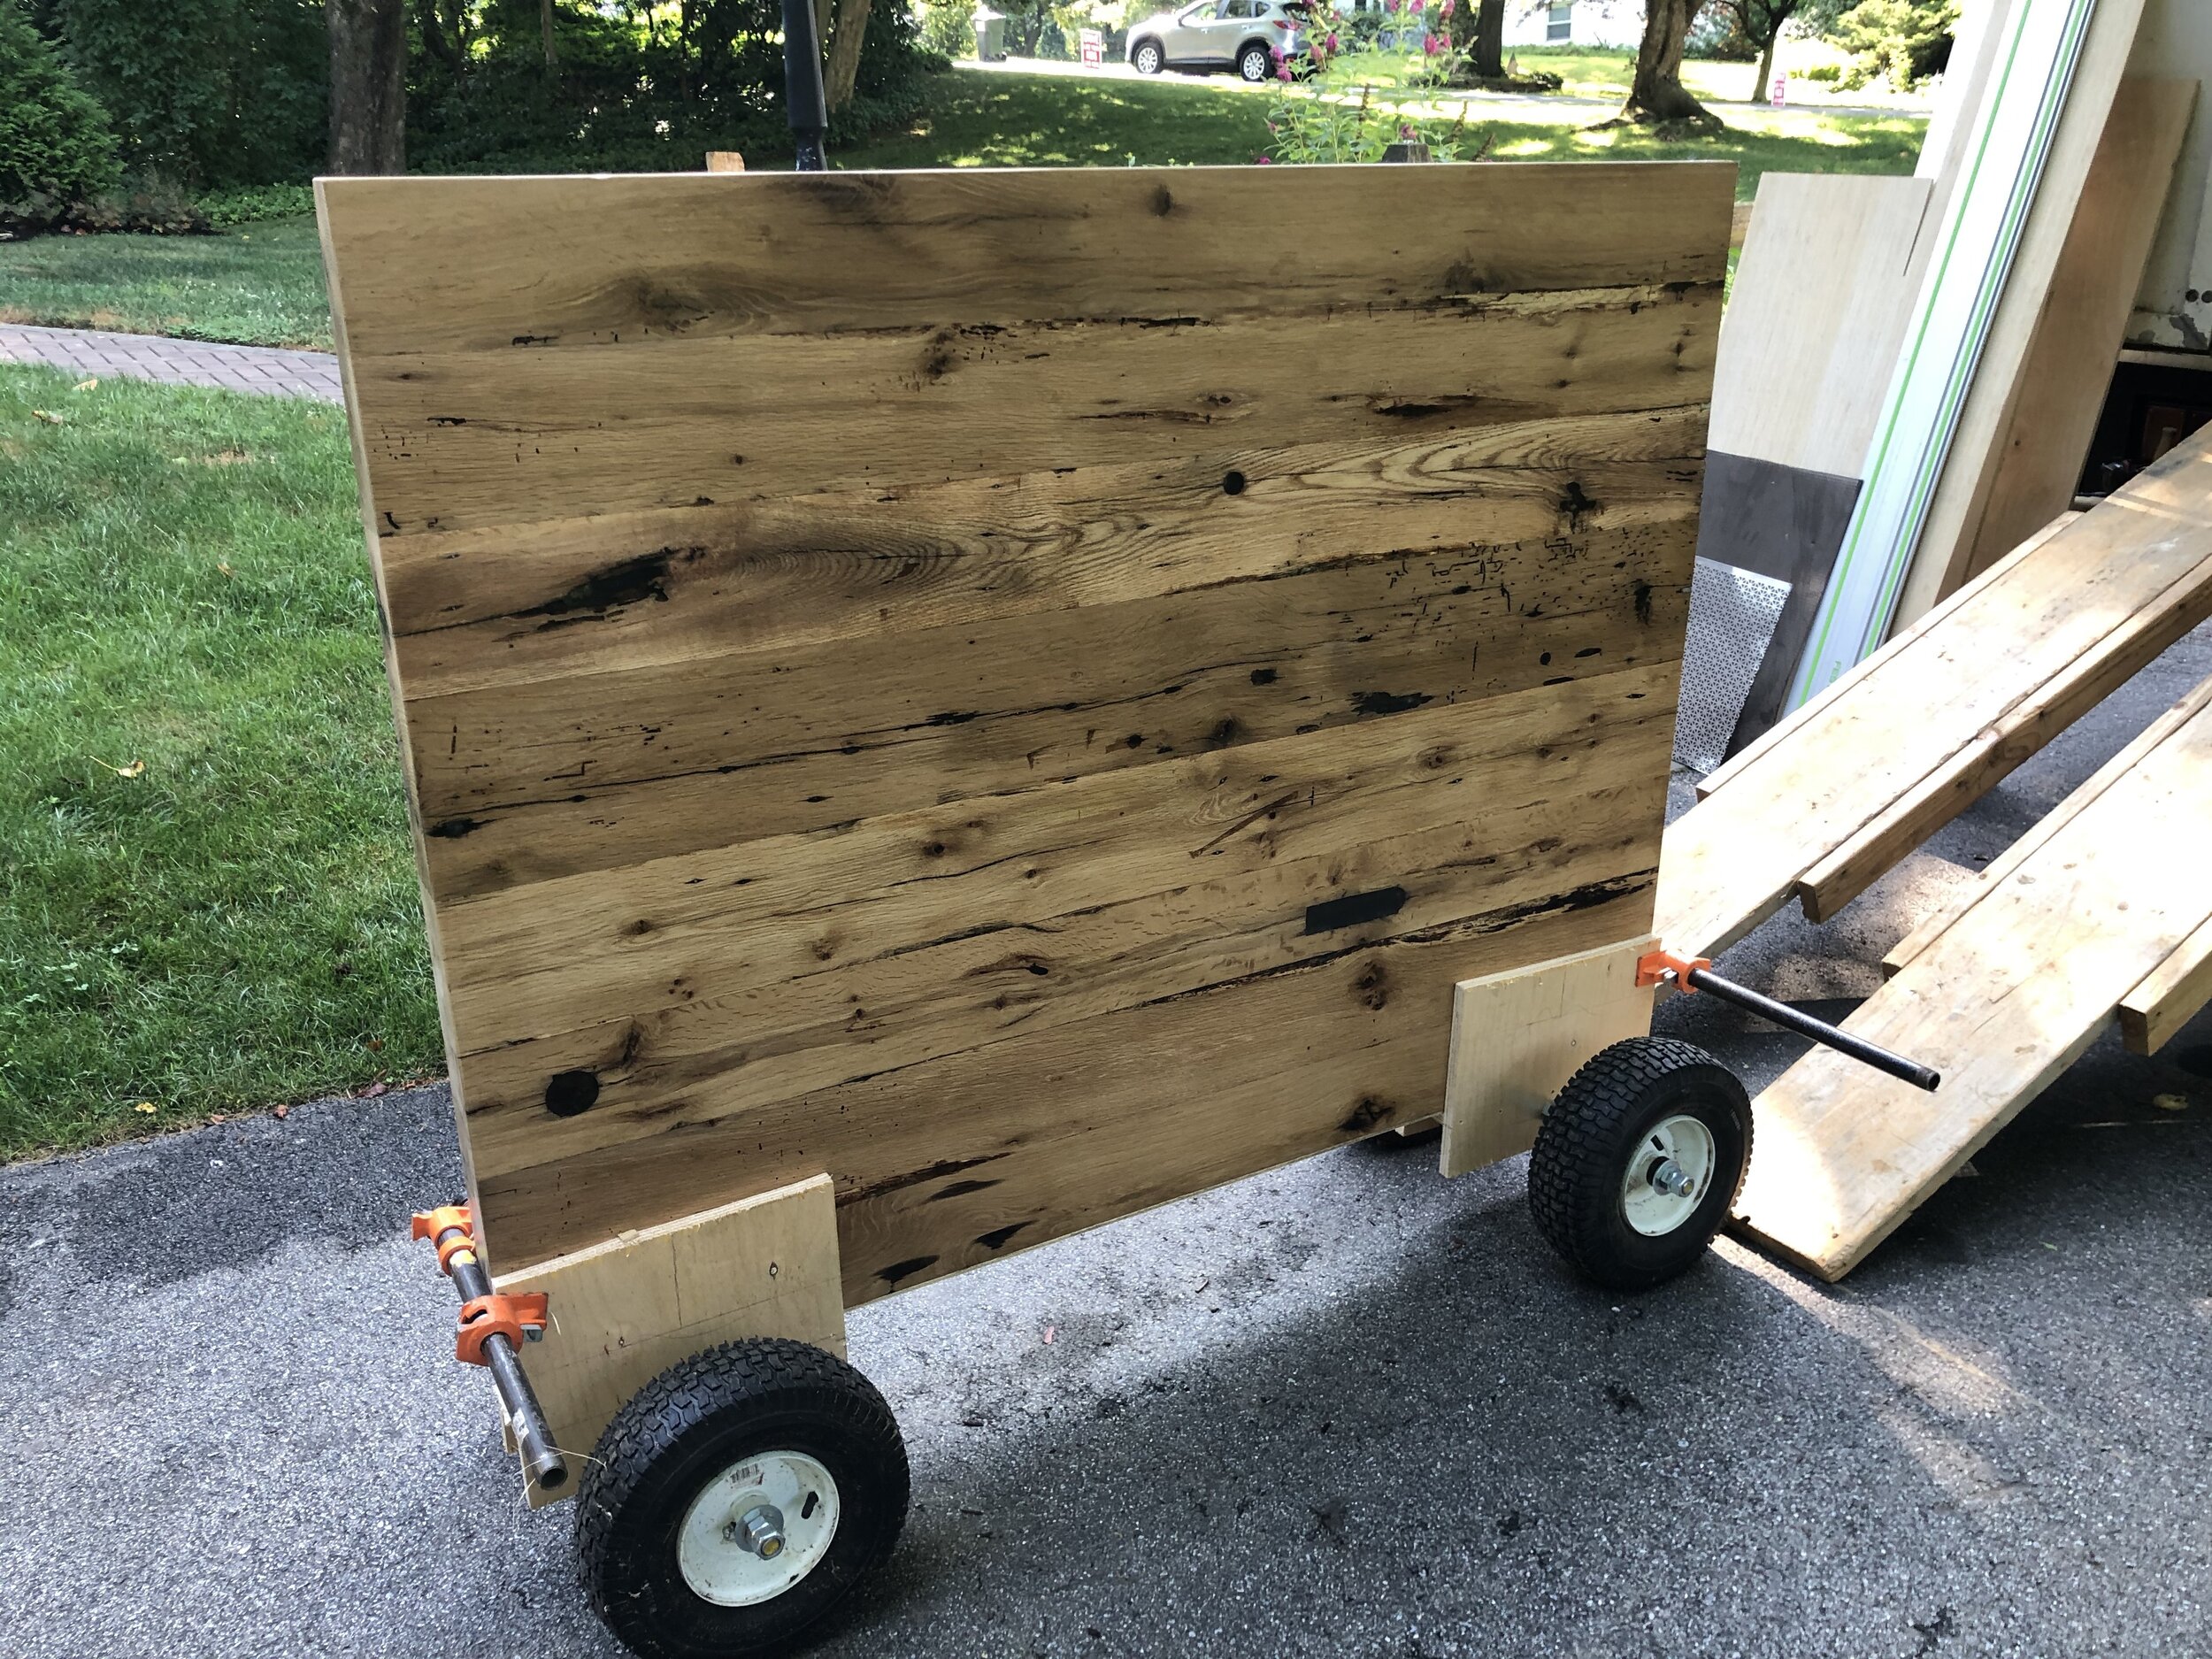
[1655,426,2212,1279]
[1658,424,2212,963]
[1695,0,2198,752]
[318,164,1732,1288]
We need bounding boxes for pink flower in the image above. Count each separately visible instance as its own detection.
[1439,0,1454,13]
[1400,122,1416,139]
[1277,59,1293,80]
[1325,29,1339,49]
[1423,31,1441,53]
[1256,155,1273,164]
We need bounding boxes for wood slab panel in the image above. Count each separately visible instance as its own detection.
[319,163,1729,1283]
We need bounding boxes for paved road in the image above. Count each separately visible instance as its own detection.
[0,323,342,403]
[6,627,2209,1659]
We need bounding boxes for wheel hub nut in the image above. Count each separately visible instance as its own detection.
[1650,1158,1696,1199]
[727,1503,786,1558]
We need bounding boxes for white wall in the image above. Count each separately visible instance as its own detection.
[1502,0,1642,50]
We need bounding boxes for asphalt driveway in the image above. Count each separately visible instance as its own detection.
[4,627,2208,1659]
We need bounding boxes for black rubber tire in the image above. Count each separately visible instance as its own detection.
[1527,1037,1751,1293]
[1132,38,1164,73]
[575,1338,909,1659]
[1239,42,1271,81]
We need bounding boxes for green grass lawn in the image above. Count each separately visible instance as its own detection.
[0,365,440,1157]
[0,213,332,349]
[0,69,1920,353]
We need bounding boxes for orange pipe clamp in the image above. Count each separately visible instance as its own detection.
[455,1292,550,1368]
[410,1204,479,1275]
[1636,946,1712,992]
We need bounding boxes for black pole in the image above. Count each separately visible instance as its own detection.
[782,0,829,171]
[1683,967,1942,1093]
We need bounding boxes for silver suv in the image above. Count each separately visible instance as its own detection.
[1125,0,1312,82]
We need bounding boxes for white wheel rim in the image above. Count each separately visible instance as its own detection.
[1243,52,1265,79]
[1139,45,1158,70]
[676,1450,841,1608]
[1620,1113,1717,1237]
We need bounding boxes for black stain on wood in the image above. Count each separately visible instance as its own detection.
[1152,185,1175,217]
[877,1256,940,1287]
[1222,470,1248,495]
[1560,480,1598,530]
[1250,667,1278,686]
[1632,580,1655,623]
[544,1070,600,1118]
[1338,1095,1391,1134]
[511,334,557,347]
[1353,961,1389,1010]
[974,1222,1031,1251]
[517,550,672,630]
[929,1179,1002,1202]
[1350,689,1432,718]
[1374,395,1483,419]
[1304,885,1409,934]
[841,1153,1009,1206]
[426,817,483,839]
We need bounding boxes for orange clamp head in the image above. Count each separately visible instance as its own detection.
[1636,947,1712,992]
[411,1204,477,1275]
[455,1292,549,1366]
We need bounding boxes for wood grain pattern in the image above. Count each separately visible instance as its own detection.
[319,163,1727,1279]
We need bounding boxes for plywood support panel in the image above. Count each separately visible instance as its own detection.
[1733,683,2212,1280]
[319,162,1725,1281]
[1440,934,1655,1178]
[492,1174,845,1504]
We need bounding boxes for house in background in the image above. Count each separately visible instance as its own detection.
[1503,0,1641,49]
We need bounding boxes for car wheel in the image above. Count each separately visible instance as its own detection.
[1132,39,1164,74]
[1239,42,1271,81]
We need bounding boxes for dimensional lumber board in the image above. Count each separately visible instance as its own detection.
[319,163,1731,1286]
[1732,672,2212,1280]
[2120,912,2212,1056]
[492,1174,844,1505]
[1954,79,2197,585]
[1439,933,1655,1179]
[1657,427,2212,963]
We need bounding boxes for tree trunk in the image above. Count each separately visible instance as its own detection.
[1471,0,1504,80]
[327,0,406,174]
[1755,27,1778,104]
[824,0,872,111]
[541,0,558,69]
[1619,0,1716,127]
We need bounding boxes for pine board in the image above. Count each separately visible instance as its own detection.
[318,163,1730,1286]
[1658,429,2212,962]
[1732,676,2212,1280]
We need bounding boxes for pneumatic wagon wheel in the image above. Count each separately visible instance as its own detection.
[1527,1037,1752,1293]
[576,1338,909,1659]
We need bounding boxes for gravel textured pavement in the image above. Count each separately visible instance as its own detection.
[4,627,2208,1659]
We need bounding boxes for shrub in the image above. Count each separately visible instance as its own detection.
[197,181,316,226]
[922,0,977,58]
[0,0,121,227]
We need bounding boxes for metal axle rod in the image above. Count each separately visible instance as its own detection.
[426,1217,570,1495]
[1676,966,1942,1093]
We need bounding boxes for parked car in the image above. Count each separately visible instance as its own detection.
[1125,0,1312,82]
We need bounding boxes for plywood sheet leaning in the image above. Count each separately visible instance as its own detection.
[492,1173,844,1503]
[1735,667,2212,1280]
[317,164,1732,1293]
[1657,426,2212,964]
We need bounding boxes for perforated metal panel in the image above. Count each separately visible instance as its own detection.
[1674,557,1789,775]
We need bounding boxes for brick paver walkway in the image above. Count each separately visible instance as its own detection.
[0,323,342,403]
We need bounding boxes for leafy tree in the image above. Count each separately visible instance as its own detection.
[1704,0,1804,104]
[1619,0,1716,127]
[0,0,120,213]
[1801,0,1956,89]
